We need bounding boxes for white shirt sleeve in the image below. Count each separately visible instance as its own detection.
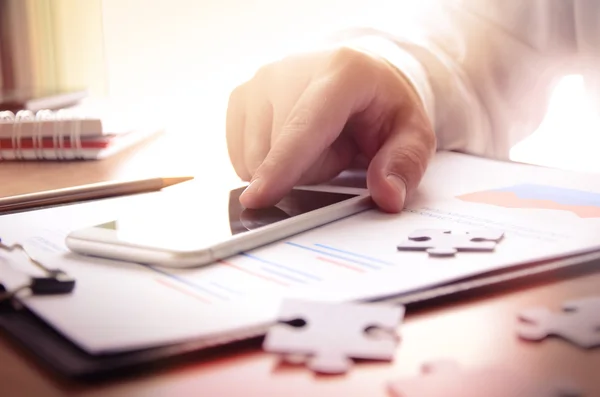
[335,0,597,160]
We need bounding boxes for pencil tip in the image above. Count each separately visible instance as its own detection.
[161,176,195,187]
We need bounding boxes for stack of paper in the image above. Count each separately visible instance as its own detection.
[1,152,599,354]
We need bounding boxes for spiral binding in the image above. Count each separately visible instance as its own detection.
[0,109,84,160]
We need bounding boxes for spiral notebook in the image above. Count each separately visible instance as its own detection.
[0,105,163,160]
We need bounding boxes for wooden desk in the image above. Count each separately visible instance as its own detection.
[1,133,599,397]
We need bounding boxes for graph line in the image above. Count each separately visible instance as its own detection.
[218,259,290,287]
[316,256,365,273]
[146,265,229,300]
[154,278,212,304]
[241,252,322,281]
[260,266,309,284]
[314,243,393,265]
[209,281,244,295]
[285,242,381,270]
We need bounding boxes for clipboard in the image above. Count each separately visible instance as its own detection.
[2,248,598,381]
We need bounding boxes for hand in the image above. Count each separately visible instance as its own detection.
[226,45,436,213]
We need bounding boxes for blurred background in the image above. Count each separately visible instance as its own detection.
[1,0,598,177]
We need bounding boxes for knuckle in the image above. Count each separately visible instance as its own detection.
[419,125,437,154]
[281,108,311,134]
[228,84,246,106]
[405,111,437,155]
[328,47,373,79]
[331,46,368,66]
[252,63,273,82]
[249,63,280,99]
[390,144,428,181]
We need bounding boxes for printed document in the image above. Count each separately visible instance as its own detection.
[1,152,599,354]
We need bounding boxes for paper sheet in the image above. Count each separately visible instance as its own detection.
[1,152,600,354]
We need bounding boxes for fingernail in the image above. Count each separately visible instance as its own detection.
[386,173,407,204]
[240,178,262,205]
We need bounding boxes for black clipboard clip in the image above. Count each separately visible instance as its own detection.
[0,238,75,310]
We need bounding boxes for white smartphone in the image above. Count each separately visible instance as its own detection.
[65,184,373,268]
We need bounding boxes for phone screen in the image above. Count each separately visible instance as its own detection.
[93,186,360,251]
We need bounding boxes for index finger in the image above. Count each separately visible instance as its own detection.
[239,72,368,208]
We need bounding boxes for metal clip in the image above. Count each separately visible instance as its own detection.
[0,238,76,305]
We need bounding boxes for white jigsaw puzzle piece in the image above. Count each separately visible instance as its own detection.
[263,299,404,374]
[517,296,600,348]
[563,297,600,327]
[397,229,504,257]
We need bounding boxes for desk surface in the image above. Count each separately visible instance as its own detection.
[1,131,599,397]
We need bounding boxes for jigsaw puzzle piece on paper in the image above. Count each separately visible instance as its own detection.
[262,299,404,374]
[397,229,505,257]
[517,296,600,349]
[387,360,581,397]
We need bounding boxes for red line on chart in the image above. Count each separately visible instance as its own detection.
[316,256,366,273]
[154,278,212,304]
[217,259,290,287]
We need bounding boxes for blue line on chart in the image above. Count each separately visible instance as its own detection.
[260,267,308,284]
[285,242,381,270]
[209,281,244,295]
[144,265,229,300]
[241,252,322,281]
[313,243,393,265]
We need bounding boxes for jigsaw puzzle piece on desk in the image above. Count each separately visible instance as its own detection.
[517,296,600,348]
[262,299,404,374]
[397,229,504,257]
[387,360,581,397]
[563,297,600,324]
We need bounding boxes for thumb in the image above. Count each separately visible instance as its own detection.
[366,117,436,213]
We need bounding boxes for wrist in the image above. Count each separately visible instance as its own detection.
[338,35,435,126]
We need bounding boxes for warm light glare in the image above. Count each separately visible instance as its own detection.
[99,1,599,178]
[510,75,600,173]
[100,0,434,185]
